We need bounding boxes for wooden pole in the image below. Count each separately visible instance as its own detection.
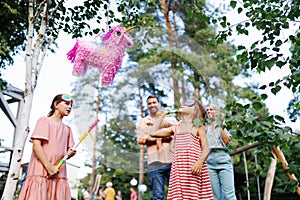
[138,145,144,200]
[263,151,277,200]
[138,81,144,200]
[255,153,261,200]
[243,151,251,200]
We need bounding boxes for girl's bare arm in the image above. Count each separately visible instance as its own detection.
[191,126,210,175]
[150,126,174,137]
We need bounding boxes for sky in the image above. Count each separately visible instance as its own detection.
[1,0,300,182]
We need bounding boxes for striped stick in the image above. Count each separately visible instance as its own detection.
[56,119,100,169]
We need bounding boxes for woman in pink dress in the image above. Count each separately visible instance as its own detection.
[151,98,214,199]
[18,94,76,200]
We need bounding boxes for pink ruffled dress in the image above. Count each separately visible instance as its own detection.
[18,117,74,200]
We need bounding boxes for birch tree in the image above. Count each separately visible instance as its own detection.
[2,1,54,199]
[2,0,117,198]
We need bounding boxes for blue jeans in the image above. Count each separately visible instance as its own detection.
[149,163,171,200]
[206,150,237,200]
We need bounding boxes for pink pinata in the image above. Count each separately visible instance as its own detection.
[67,26,135,85]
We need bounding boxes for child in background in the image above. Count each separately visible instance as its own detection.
[130,187,137,200]
[115,190,122,200]
[18,94,76,200]
[95,186,105,200]
[151,98,214,199]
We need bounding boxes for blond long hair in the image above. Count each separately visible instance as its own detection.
[191,98,207,124]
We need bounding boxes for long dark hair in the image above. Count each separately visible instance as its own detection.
[47,94,73,117]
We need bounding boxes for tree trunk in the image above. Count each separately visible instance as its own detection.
[180,72,186,102]
[2,1,50,199]
[2,94,33,200]
[171,7,185,103]
[138,145,144,200]
[172,66,180,105]
[138,82,144,200]
[161,0,180,106]
[194,74,200,98]
[89,90,101,199]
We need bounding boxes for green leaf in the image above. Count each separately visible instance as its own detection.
[237,45,246,50]
[230,1,237,9]
[253,102,263,110]
[276,61,286,68]
[238,7,243,14]
[236,103,244,108]
[295,143,300,149]
[244,104,250,109]
[253,131,262,137]
[275,40,282,47]
[193,118,203,127]
[220,21,227,28]
[261,94,268,100]
[187,11,193,18]
[271,85,282,95]
[272,47,280,52]
[275,115,285,123]
[259,85,266,90]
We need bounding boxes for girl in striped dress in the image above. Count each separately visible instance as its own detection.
[151,98,214,200]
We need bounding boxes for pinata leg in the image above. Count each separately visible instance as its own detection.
[72,57,86,75]
[69,40,92,76]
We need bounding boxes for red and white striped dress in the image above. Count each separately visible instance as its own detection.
[167,129,214,200]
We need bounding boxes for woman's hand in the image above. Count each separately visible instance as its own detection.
[191,159,203,175]
[67,148,76,159]
[46,164,59,178]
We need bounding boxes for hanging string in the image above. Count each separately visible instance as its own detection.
[105,0,110,33]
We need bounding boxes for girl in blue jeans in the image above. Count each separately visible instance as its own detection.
[206,104,237,200]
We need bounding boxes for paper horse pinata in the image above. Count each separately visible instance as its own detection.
[67,26,135,85]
